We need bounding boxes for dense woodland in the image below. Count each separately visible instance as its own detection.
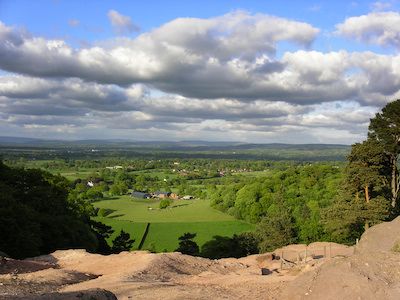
[1,100,399,259]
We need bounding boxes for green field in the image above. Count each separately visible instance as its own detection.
[92,196,254,252]
[94,196,236,222]
[93,217,147,249]
[142,221,253,252]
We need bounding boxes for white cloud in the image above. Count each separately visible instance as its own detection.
[0,11,399,143]
[370,1,393,11]
[0,12,319,94]
[107,10,140,34]
[336,11,400,49]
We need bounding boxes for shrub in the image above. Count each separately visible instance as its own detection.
[159,199,172,209]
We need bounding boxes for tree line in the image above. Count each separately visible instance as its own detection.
[0,162,134,258]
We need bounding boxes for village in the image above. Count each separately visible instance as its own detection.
[131,190,194,200]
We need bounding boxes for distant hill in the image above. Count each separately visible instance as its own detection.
[0,136,349,149]
[0,136,350,161]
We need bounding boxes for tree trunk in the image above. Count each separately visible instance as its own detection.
[364,222,369,231]
[390,155,399,208]
[364,185,370,203]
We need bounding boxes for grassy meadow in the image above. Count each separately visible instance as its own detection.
[92,196,254,252]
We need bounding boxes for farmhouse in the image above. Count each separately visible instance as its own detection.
[154,191,171,198]
[131,191,151,199]
[169,193,179,199]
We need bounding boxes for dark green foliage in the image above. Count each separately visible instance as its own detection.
[369,100,400,157]
[209,164,341,244]
[322,139,392,243]
[175,232,199,256]
[90,220,114,254]
[109,182,128,196]
[200,232,259,259]
[111,230,135,253]
[256,199,297,252]
[368,99,400,208]
[201,236,239,259]
[322,189,391,244]
[322,100,400,244]
[0,161,98,258]
[233,232,260,256]
[346,139,390,203]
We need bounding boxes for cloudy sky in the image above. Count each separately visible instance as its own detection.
[0,0,399,144]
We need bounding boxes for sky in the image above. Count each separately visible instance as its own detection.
[0,0,400,144]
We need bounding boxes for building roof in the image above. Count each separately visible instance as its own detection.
[154,191,171,195]
[132,191,150,198]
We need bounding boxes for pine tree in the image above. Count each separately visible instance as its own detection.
[368,99,400,208]
[175,232,199,256]
[111,230,135,253]
[346,139,390,204]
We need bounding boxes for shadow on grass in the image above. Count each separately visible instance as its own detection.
[171,204,189,208]
[98,208,117,217]
[108,214,125,219]
[102,196,120,200]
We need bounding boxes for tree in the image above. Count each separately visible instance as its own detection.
[201,236,239,259]
[111,230,135,253]
[256,196,297,252]
[90,220,114,254]
[321,190,365,244]
[175,232,199,256]
[346,139,390,204]
[233,232,260,256]
[109,182,128,196]
[368,99,400,208]
[200,233,259,259]
[0,161,98,258]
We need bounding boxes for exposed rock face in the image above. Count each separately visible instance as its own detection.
[0,218,399,299]
[280,216,400,300]
[356,216,400,254]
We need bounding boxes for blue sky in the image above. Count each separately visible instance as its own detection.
[0,0,399,143]
[0,1,391,51]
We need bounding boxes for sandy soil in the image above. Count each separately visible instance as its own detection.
[1,217,399,299]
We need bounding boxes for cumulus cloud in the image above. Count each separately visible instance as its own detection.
[107,10,140,34]
[0,11,398,143]
[0,12,319,97]
[0,71,378,144]
[336,11,400,49]
[1,12,398,107]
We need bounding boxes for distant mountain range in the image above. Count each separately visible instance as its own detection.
[0,136,350,153]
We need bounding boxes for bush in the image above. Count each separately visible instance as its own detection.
[159,199,172,209]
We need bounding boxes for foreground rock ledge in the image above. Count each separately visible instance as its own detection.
[1,217,399,299]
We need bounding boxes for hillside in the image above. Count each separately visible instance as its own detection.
[1,216,399,299]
